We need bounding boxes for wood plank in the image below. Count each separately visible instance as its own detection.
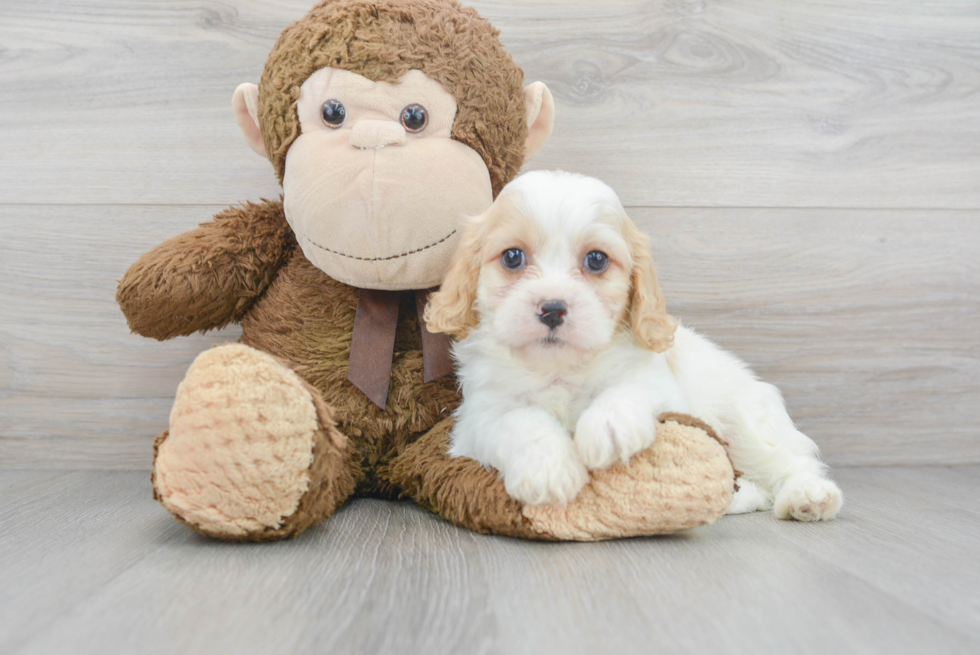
[2,205,977,468]
[1,1,978,208]
[638,207,980,466]
[0,469,75,501]
[2,469,978,655]
[0,204,241,468]
[0,471,187,654]
[761,466,980,641]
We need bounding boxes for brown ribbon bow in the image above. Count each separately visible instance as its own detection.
[347,288,453,409]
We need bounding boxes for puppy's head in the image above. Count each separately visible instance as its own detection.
[425,170,676,356]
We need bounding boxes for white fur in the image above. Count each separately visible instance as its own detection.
[448,171,843,521]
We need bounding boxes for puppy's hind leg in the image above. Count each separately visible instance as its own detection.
[727,382,842,522]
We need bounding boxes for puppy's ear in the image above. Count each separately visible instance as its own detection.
[624,217,677,352]
[424,214,487,339]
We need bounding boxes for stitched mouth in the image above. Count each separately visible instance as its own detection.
[303,230,457,262]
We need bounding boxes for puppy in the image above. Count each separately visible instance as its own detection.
[425,170,842,521]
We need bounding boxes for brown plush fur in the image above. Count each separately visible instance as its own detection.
[239,236,462,498]
[385,418,546,539]
[267,374,362,540]
[117,200,293,340]
[129,198,463,504]
[259,0,528,196]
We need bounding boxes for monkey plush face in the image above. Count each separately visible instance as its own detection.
[284,68,493,289]
[230,0,554,291]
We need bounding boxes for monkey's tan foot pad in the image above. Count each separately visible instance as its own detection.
[152,343,358,541]
[387,414,734,541]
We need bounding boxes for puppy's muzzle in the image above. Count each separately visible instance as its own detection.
[538,300,567,329]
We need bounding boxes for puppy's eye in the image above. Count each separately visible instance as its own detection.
[501,248,527,271]
[321,100,346,128]
[584,250,609,274]
[400,104,428,133]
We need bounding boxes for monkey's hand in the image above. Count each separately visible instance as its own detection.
[116,199,293,340]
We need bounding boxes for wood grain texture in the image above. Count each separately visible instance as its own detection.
[0,205,241,468]
[1,467,979,655]
[1,204,977,468]
[639,208,980,466]
[1,0,978,207]
[1,0,978,468]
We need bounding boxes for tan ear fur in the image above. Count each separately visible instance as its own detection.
[232,83,267,157]
[523,82,554,161]
[424,215,488,339]
[624,218,677,352]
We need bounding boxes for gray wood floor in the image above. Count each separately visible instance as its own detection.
[2,467,978,655]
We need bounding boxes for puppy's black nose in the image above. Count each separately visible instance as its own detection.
[538,300,567,329]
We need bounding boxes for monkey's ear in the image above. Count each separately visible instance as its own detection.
[232,83,267,157]
[523,82,555,161]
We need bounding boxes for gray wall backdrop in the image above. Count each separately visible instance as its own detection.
[1,0,978,469]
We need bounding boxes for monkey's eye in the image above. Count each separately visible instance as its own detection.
[321,99,346,128]
[584,251,609,274]
[501,248,527,271]
[400,104,428,133]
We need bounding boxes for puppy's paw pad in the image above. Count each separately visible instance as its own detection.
[504,447,589,506]
[774,476,842,522]
[574,402,655,470]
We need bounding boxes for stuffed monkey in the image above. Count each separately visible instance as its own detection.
[118,0,733,542]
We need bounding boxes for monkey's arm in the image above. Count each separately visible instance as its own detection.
[117,199,293,340]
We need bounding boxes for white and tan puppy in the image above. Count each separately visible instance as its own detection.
[425,170,842,521]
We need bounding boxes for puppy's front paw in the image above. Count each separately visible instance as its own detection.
[774,475,843,521]
[574,398,656,470]
[503,440,589,506]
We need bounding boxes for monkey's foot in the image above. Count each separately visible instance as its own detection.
[387,414,735,541]
[152,343,357,540]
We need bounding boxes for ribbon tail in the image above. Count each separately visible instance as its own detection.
[347,289,401,409]
[416,289,454,383]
